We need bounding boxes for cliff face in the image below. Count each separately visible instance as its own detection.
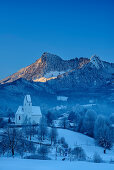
[0,52,113,90]
[0,52,90,84]
[0,53,113,115]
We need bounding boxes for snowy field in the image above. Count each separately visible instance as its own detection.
[57,129,114,161]
[0,158,114,170]
[29,128,114,162]
[0,128,114,170]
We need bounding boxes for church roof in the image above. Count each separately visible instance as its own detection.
[16,94,42,116]
[16,106,24,114]
[32,106,42,116]
[16,106,41,116]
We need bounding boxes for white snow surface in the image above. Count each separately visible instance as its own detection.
[44,71,66,78]
[33,71,66,82]
[0,129,114,169]
[0,158,114,170]
[81,104,96,107]
[57,129,114,161]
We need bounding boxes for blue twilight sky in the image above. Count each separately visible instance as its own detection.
[0,0,114,80]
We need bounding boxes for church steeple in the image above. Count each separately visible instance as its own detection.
[23,95,32,117]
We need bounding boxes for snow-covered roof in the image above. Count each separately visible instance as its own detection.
[81,104,96,108]
[32,106,42,116]
[16,106,24,115]
[16,106,41,116]
[16,94,42,116]
[57,96,68,101]
[69,123,75,127]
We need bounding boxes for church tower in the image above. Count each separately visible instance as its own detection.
[23,95,32,118]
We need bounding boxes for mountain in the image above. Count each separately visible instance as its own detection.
[0,53,113,87]
[46,55,114,91]
[0,52,113,115]
[0,52,90,84]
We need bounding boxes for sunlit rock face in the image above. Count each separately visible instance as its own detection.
[0,52,89,84]
[0,52,113,89]
[0,53,113,115]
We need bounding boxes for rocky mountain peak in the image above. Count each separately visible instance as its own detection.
[39,52,62,63]
[0,53,113,85]
[90,55,104,69]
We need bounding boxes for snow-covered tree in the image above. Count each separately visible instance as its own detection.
[46,111,55,126]
[83,109,97,137]
[71,146,86,161]
[68,111,76,122]
[73,104,86,132]
[73,104,85,114]
[94,115,112,149]
[38,145,49,160]
[93,152,103,163]
[38,117,48,141]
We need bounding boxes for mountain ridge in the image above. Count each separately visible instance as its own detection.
[0,52,90,84]
[0,52,113,90]
[0,52,113,115]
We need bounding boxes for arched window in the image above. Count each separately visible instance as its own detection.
[19,116,20,120]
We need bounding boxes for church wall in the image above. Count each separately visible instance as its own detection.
[31,115,42,124]
[15,113,25,125]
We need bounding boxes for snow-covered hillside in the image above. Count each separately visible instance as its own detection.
[58,129,114,161]
[26,128,114,162]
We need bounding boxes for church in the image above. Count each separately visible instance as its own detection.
[15,95,42,125]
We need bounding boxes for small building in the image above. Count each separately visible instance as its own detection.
[15,95,42,125]
[57,96,68,102]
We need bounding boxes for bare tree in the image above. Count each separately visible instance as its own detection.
[0,127,36,157]
[49,128,58,145]
[60,117,69,129]
[38,117,48,141]
[0,128,21,156]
